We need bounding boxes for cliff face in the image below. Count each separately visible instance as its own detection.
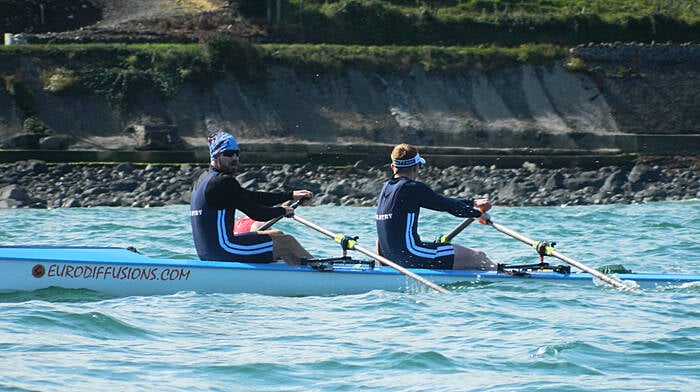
[572,44,700,135]
[203,63,619,148]
[0,44,698,156]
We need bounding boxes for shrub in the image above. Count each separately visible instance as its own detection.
[41,67,80,94]
[201,31,264,80]
[564,56,587,72]
[22,116,52,135]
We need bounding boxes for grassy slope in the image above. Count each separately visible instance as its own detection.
[304,0,700,21]
[257,0,699,46]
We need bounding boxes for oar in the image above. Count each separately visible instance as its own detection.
[292,215,450,294]
[441,217,475,243]
[442,207,486,243]
[256,199,303,231]
[485,219,640,293]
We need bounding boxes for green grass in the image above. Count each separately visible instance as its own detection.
[240,0,699,46]
[260,43,568,72]
[304,0,700,21]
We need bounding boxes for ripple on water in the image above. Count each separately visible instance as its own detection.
[16,309,153,340]
[0,202,698,391]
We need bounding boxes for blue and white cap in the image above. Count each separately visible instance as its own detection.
[392,153,426,168]
[208,131,239,160]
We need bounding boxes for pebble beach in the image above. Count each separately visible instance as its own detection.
[1,157,697,209]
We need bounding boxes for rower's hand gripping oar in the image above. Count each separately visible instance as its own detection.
[256,199,304,232]
[292,215,450,294]
[484,218,641,293]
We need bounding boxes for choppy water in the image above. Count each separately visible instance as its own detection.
[1,201,699,391]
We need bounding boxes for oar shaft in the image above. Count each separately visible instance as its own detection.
[550,250,632,290]
[488,221,639,293]
[256,199,303,231]
[293,215,335,237]
[444,218,475,242]
[351,244,450,294]
[489,221,537,246]
[292,215,450,294]
[444,206,486,243]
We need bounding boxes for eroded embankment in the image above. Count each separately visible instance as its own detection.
[1,44,698,158]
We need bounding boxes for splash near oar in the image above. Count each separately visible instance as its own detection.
[485,219,641,293]
[292,215,451,294]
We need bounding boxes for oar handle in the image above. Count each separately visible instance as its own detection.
[486,220,640,293]
[292,215,450,294]
[256,199,303,232]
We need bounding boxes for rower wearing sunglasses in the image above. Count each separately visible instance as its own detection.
[190,131,314,265]
[375,143,496,270]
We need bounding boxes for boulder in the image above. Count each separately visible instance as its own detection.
[39,135,72,150]
[0,184,31,207]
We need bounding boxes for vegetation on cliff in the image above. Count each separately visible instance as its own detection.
[0,39,567,114]
[0,0,697,147]
[240,0,700,46]
[2,0,699,47]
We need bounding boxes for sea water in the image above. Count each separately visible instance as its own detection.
[0,201,698,391]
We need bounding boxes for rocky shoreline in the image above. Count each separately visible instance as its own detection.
[0,157,698,209]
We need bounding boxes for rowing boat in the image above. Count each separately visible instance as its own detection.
[1,246,698,296]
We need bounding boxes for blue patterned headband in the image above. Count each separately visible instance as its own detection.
[208,131,239,160]
[392,153,426,168]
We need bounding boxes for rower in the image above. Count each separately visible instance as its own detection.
[375,143,497,271]
[190,130,315,265]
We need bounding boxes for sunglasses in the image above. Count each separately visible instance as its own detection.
[221,150,240,157]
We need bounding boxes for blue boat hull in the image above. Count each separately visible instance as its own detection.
[0,246,697,296]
